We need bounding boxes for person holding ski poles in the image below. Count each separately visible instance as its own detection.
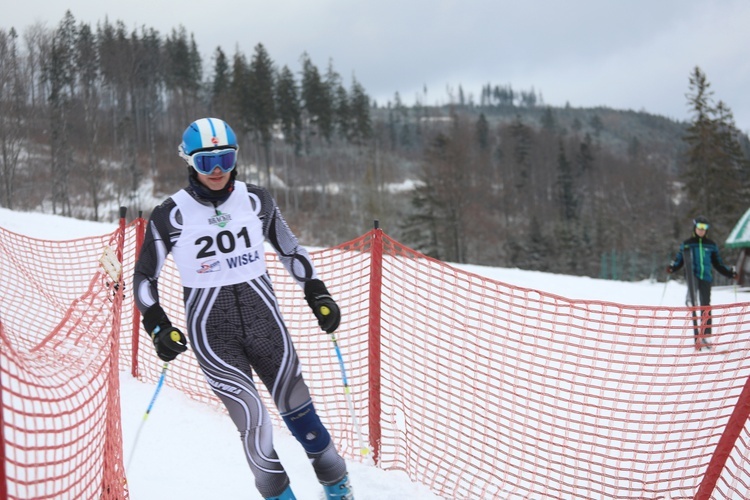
[133,117,354,500]
[666,215,737,350]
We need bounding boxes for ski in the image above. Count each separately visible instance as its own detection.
[694,340,729,354]
[698,346,729,354]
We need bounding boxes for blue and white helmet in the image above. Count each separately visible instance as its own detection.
[178,118,239,174]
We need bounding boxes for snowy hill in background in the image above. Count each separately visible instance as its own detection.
[1,207,747,499]
[3,206,743,307]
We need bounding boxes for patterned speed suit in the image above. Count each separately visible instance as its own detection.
[133,180,346,498]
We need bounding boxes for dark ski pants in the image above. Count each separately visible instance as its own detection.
[694,279,713,340]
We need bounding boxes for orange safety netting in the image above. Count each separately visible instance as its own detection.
[0,222,128,499]
[2,217,750,500]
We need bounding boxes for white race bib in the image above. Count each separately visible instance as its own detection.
[171,182,267,288]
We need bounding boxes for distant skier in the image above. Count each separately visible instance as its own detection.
[667,215,737,350]
[133,118,353,500]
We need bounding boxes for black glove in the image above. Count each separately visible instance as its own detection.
[142,304,188,362]
[151,326,188,362]
[305,279,341,333]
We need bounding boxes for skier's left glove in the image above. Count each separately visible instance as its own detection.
[142,304,188,362]
[151,326,188,362]
[305,279,341,333]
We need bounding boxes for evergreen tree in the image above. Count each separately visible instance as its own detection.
[541,106,556,133]
[480,83,491,107]
[248,43,276,186]
[714,102,750,208]
[348,77,371,145]
[229,50,251,137]
[163,26,201,124]
[274,64,302,209]
[589,114,604,137]
[400,172,441,259]
[74,22,105,219]
[575,133,596,220]
[96,20,130,147]
[404,121,480,263]
[520,89,537,107]
[475,113,489,151]
[319,60,338,142]
[556,139,577,222]
[525,216,550,271]
[577,134,595,173]
[333,81,351,141]
[210,46,232,118]
[386,105,398,151]
[402,133,455,260]
[46,10,77,216]
[275,65,302,155]
[511,114,532,189]
[553,223,579,274]
[683,66,748,233]
[300,52,328,149]
[136,27,164,180]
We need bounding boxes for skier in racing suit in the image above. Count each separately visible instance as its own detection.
[133,117,353,500]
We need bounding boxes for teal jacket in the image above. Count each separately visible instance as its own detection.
[670,235,734,283]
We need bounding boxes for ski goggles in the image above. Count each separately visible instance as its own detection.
[695,222,709,231]
[186,148,238,175]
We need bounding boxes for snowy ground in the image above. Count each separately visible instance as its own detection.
[2,207,747,499]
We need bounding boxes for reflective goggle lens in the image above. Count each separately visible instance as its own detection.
[695,222,709,230]
[191,149,237,174]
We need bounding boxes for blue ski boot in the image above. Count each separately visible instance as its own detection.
[266,485,296,500]
[322,474,353,499]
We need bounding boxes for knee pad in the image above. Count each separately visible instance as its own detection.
[281,401,331,454]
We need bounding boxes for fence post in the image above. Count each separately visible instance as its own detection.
[0,319,7,500]
[694,373,750,499]
[100,206,129,496]
[131,212,145,378]
[368,221,383,464]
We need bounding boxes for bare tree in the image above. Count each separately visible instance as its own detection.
[0,28,26,208]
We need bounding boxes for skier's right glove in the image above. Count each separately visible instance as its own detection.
[305,279,341,333]
[666,265,674,274]
[142,304,188,362]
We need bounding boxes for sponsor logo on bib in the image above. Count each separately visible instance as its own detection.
[208,211,232,228]
[197,259,221,274]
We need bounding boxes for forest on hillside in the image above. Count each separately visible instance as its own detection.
[1,12,749,281]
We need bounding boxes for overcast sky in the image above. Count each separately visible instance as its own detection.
[7,1,750,132]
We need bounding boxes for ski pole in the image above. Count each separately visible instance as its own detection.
[126,362,169,472]
[659,274,670,305]
[329,331,371,464]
